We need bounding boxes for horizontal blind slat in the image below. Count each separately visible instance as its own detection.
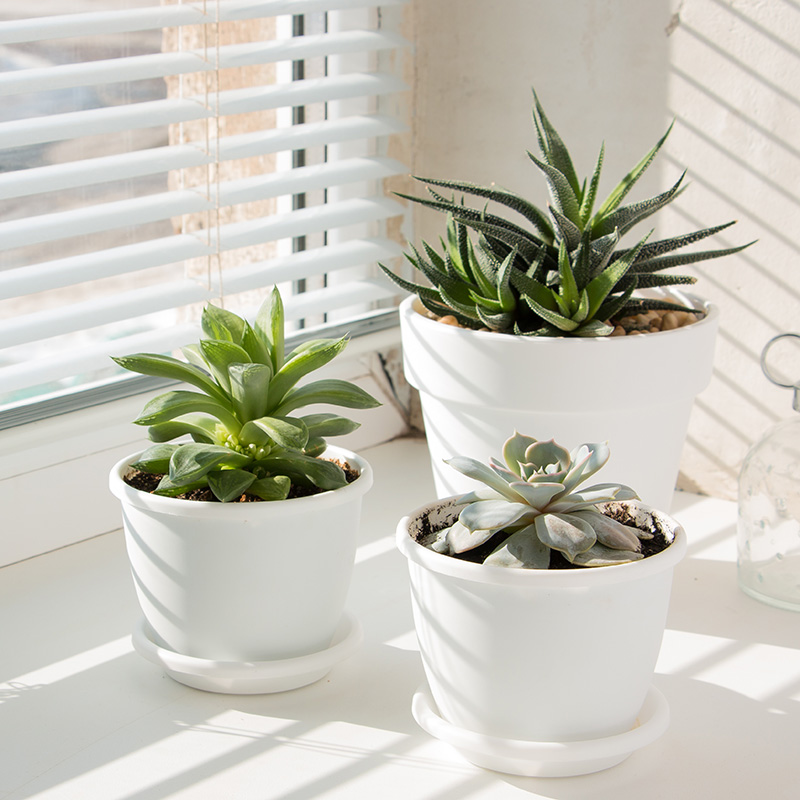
[0,157,404,252]
[0,278,400,395]
[0,191,212,252]
[0,239,402,348]
[0,281,213,349]
[0,145,210,202]
[0,114,406,201]
[211,195,405,251]
[0,0,408,45]
[218,155,406,207]
[0,236,212,301]
[0,196,404,300]
[0,30,407,96]
[0,72,406,150]
[214,236,402,295]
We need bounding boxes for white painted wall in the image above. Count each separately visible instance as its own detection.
[403,0,800,500]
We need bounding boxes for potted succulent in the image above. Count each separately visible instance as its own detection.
[396,431,687,777]
[109,287,380,693]
[382,91,752,509]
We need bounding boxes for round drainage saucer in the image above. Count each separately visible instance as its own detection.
[411,684,669,778]
[132,612,362,694]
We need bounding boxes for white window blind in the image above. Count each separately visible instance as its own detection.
[0,0,409,425]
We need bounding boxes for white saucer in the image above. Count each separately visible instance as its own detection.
[131,612,363,694]
[411,684,669,778]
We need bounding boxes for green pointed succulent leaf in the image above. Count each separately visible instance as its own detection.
[509,268,559,312]
[133,390,239,432]
[153,475,209,497]
[300,413,361,438]
[241,416,308,451]
[248,475,291,501]
[110,353,227,404]
[241,321,272,365]
[303,436,327,457]
[146,414,219,445]
[418,294,482,328]
[595,172,686,238]
[549,206,582,251]
[573,319,615,336]
[259,453,348,491]
[202,303,246,344]
[532,89,581,197]
[207,469,257,502]
[579,143,605,226]
[475,306,514,332]
[255,287,284,373]
[268,337,349,411]
[593,121,674,221]
[168,443,251,486]
[199,339,252,393]
[130,444,180,474]
[595,281,636,323]
[229,362,271,422]
[378,261,444,303]
[523,295,580,331]
[585,231,651,318]
[631,241,755,274]
[556,240,580,310]
[527,151,580,223]
[416,175,555,241]
[271,379,380,417]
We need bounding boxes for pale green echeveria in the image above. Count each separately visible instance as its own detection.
[112,287,380,502]
[433,432,647,568]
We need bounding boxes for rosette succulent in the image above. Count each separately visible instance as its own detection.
[381,90,753,336]
[428,432,652,568]
[112,287,380,502]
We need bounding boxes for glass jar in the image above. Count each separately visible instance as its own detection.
[737,333,800,611]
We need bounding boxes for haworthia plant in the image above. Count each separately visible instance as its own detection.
[113,287,380,502]
[381,89,754,335]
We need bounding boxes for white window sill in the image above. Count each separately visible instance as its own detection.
[0,437,797,798]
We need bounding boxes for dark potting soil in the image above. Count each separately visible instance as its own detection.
[123,459,359,502]
[412,502,672,569]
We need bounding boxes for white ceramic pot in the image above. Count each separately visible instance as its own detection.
[396,498,686,748]
[110,446,372,663]
[399,293,718,510]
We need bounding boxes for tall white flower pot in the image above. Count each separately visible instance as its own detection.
[396,497,686,776]
[110,447,372,668]
[399,293,718,510]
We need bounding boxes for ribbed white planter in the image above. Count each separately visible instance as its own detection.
[396,497,686,775]
[109,446,372,664]
[399,293,718,510]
